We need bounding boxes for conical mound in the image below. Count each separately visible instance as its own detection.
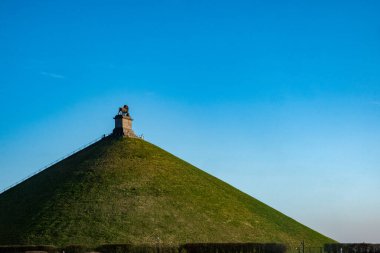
[0,137,334,247]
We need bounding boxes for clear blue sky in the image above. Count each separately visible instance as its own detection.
[1,0,380,243]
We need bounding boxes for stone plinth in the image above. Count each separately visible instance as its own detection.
[113,109,136,138]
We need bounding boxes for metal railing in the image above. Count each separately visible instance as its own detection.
[0,133,111,194]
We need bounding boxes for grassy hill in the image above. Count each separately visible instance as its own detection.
[0,136,334,247]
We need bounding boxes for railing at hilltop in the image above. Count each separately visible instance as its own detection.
[0,133,112,195]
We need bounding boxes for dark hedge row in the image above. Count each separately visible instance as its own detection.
[0,243,287,253]
[180,243,287,253]
[96,244,178,253]
[0,245,57,253]
[324,244,380,253]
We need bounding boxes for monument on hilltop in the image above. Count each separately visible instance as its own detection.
[113,105,136,137]
[0,104,335,247]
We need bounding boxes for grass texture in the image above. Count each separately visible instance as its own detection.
[0,137,335,247]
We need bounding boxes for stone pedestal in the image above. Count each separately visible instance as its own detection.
[113,114,136,138]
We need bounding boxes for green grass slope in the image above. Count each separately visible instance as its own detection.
[0,137,334,247]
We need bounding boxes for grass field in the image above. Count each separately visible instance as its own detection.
[0,136,335,247]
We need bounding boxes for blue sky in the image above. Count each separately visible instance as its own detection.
[1,0,380,243]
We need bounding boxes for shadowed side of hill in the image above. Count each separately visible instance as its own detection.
[0,137,334,247]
